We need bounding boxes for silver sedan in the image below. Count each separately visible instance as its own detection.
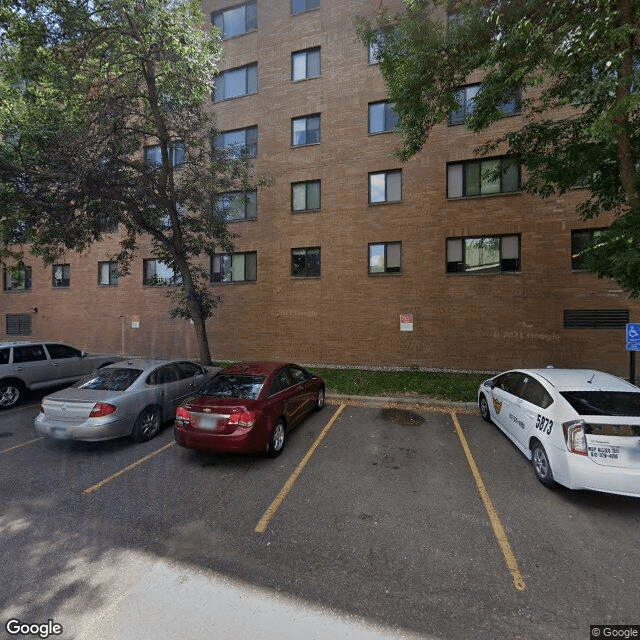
[35,358,218,443]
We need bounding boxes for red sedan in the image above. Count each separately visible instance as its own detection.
[174,362,325,456]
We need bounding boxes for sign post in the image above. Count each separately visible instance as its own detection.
[625,323,640,385]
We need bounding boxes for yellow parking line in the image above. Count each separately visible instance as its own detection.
[83,441,175,496]
[0,436,44,454]
[255,404,346,534]
[449,410,527,592]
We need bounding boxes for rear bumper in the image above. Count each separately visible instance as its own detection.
[34,414,132,441]
[561,452,640,498]
[174,423,267,454]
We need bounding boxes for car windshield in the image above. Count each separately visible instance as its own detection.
[560,391,640,417]
[75,368,142,391]
[199,374,265,400]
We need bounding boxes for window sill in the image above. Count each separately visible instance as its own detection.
[292,76,321,83]
[220,29,258,41]
[368,200,403,206]
[445,271,521,276]
[211,280,257,285]
[368,130,397,136]
[447,191,521,201]
[291,142,321,149]
[292,209,321,214]
[214,92,258,104]
[3,289,32,293]
[368,272,402,277]
[291,8,320,16]
[226,218,257,224]
[291,276,321,280]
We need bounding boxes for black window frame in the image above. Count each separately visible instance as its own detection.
[446,234,521,274]
[143,259,182,287]
[291,114,321,147]
[291,47,321,82]
[368,169,402,204]
[98,261,118,286]
[368,242,402,275]
[52,264,70,288]
[215,190,257,222]
[291,180,321,212]
[211,251,257,283]
[446,157,520,198]
[214,125,258,158]
[3,266,32,291]
[143,142,185,168]
[213,63,258,102]
[212,1,258,40]
[571,228,607,271]
[449,83,521,125]
[291,247,321,278]
[368,101,398,135]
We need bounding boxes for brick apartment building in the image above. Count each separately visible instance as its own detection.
[3,0,639,376]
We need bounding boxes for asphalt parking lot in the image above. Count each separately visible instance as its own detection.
[1,396,639,640]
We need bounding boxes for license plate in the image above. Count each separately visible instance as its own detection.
[195,415,218,431]
[51,427,67,437]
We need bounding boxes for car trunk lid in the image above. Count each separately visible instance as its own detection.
[583,417,640,469]
[181,397,257,432]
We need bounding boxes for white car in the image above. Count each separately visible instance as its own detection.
[478,368,640,498]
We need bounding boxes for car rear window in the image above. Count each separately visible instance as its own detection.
[560,391,640,416]
[75,368,142,391]
[199,374,265,400]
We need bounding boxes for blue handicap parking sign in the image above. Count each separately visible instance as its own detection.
[627,323,640,342]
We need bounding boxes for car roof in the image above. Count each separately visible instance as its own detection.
[222,361,291,376]
[104,357,198,370]
[0,340,57,347]
[516,368,638,392]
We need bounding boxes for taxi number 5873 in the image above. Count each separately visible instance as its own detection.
[535,414,553,435]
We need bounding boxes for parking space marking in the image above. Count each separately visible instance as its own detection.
[255,404,346,535]
[449,410,527,592]
[0,436,44,454]
[83,442,175,496]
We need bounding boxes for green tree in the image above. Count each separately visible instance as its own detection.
[358,0,640,293]
[0,0,262,364]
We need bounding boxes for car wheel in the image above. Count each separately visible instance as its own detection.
[479,393,492,423]
[314,386,325,411]
[0,381,23,410]
[531,441,556,488]
[267,420,286,458]
[132,406,162,442]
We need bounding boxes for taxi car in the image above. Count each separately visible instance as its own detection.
[478,368,640,497]
[174,362,325,457]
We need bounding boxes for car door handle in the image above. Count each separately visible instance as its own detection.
[13,367,23,371]
[160,392,166,398]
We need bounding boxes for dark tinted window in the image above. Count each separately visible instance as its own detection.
[494,372,526,397]
[46,344,82,359]
[560,391,640,416]
[200,374,265,400]
[288,366,308,384]
[176,362,205,379]
[13,345,47,363]
[0,348,9,364]
[147,365,179,385]
[269,370,293,396]
[520,378,554,409]
[76,368,142,391]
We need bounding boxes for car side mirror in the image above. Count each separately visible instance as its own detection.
[483,380,495,389]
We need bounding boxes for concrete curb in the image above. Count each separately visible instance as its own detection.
[325,392,477,413]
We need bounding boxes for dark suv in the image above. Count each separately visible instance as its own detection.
[0,341,120,409]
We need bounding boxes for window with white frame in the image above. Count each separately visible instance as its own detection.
[52,264,70,288]
[212,2,257,39]
[447,158,520,198]
[3,266,32,291]
[292,47,320,81]
[216,190,257,221]
[369,170,402,204]
[291,247,321,277]
[214,126,258,158]
[292,114,320,147]
[143,259,182,286]
[368,101,398,134]
[214,63,258,102]
[292,180,320,212]
[449,83,521,125]
[291,0,319,15]
[211,251,257,283]
[368,242,402,274]
[446,235,520,274]
[98,261,118,286]
[144,142,185,168]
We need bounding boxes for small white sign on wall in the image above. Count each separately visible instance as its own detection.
[131,315,140,329]
[400,314,413,332]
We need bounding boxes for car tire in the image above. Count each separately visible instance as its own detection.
[0,380,24,410]
[267,419,286,458]
[479,393,492,423]
[132,406,162,442]
[314,386,325,411]
[531,441,556,488]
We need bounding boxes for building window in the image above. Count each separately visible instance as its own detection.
[368,101,398,134]
[214,63,258,102]
[292,114,321,147]
[446,235,520,274]
[449,83,521,125]
[211,252,257,283]
[214,126,258,158]
[212,1,257,39]
[5,314,32,336]
[369,242,402,275]
[571,228,606,271]
[369,170,402,204]
[368,31,386,64]
[564,309,629,329]
[143,259,182,286]
[143,142,185,167]
[292,180,321,212]
[291,247,321,277]
[447,158,520,198]
[3,266,31,291]
[98,261,118,286]
[52,264,70,288]
[216,190,257,221]
[292,47,321,81]
[291,0,319,15]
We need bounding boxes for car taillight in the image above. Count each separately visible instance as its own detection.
[39,405,44,413]
[563,420,588,456]
[175,406,191,427]
[228,411,256,427]
[89,402,117,418]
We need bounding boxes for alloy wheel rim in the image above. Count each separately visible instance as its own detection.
[273,424,284,450]
[317,389,324,407]
[0,386,18,407]
[141,411,159,437]
[534,449,548,477]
